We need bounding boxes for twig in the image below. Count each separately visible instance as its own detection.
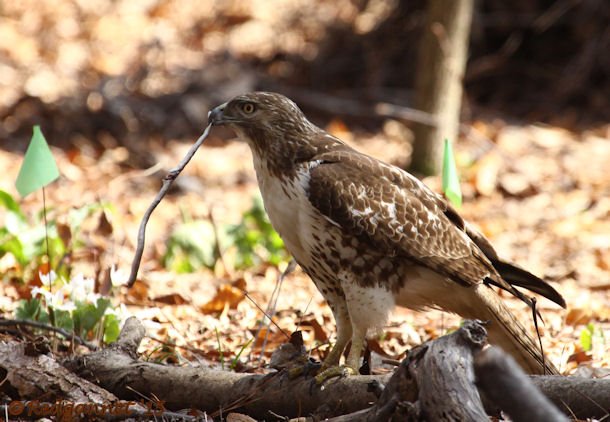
[126,124,212,288]
[242,291,290,341]
[209,206,231,277]
[0,319,97,350]
[253,259,297,361]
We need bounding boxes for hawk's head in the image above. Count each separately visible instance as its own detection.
[208,92,339,173]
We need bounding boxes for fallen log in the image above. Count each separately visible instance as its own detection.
[475,347,568,422]
[58,317,609,420]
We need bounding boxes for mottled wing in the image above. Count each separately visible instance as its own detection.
[306,149,496,287]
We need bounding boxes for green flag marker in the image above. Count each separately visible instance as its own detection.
[15,126,60,197]
[442,138,462,208]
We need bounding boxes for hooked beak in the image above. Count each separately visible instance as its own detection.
[208,102,228,126]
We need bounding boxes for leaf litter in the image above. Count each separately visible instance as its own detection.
[1,119,608,374]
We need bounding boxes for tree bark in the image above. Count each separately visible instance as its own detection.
[410,0,474,175]
[0,341,117,404]
[475,347,569,422]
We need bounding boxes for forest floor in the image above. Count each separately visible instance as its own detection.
[1,118,609,376]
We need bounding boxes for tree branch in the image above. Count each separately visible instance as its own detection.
[126,124,212,288]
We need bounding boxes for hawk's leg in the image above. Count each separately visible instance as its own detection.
[321,301,352,368]
[341,274,395,372]
[315,324,366,384]
[314,299,357,384]
[345,325,366,371]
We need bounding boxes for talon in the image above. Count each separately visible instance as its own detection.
[314,365,357,385]
[286,358,321,379]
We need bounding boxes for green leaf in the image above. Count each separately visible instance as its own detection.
[0,190,25,217]
[72,298,112,337]
[53,309,74,331]
[68,204,101,234]
[15,298,51,323]
[579,323,594,351]
[0,236,26,264]
[163,220,218,272]
[231,338,253,370]
[15,126,60,197]
[442,139,462,208]
[215,327,224,370]
[103,314,120,343]
[15,298,42,320]
[4,210,28,235]
[222,195,287,269]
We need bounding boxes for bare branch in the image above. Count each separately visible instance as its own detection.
[126,124,212,288]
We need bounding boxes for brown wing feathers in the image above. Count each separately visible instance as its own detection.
[309,148,564,309]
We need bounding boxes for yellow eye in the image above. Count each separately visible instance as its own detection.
[242,103,256,114]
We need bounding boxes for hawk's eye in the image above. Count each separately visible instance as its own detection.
[241,103,256,114]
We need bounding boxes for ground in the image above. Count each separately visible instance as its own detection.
[1,119,608,375]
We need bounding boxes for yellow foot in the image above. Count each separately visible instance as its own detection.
[314,364,357,385]
[285,359,322,379]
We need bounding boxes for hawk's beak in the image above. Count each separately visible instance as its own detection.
[208,102,227,126]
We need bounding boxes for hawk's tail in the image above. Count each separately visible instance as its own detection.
[473,284,560,375]
[492,259,566,308]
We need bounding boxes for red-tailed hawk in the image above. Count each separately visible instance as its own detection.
[208,92,565,375]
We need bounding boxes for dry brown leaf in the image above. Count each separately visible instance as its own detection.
[471,119,498,140]
[10,280,34,300]
[594,249,610,271]
[367,338,395,359]
[251,326,270,348]
[251,326,286,350]
[568,348,592,364]
[299,317,329,343]
[152,293,189,305]
[589,283,610,292]
[325,118,353,142]
[226,413,257,422]
[96,210,113,236]
[499,173,536,197]
[97,267,112,296]
[126,279,149,303]
[473,152,502,196]
[56,222,72,249]
[200,284,245,314]
[565,308,592,326]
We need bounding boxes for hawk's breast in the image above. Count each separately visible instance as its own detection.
[254,158,409,296]
[256,160,329,264]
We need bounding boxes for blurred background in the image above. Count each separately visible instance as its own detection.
[0,0,608,374]
[1,0,608,154]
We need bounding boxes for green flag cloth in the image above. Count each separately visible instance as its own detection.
[15,126,60,197]
[442,138,462,208]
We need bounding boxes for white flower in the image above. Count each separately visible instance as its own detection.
[105,302,131,321]
[31,284,76,312]
[69,274,97,303]
[110,264,129,287]
[38,270,57,286]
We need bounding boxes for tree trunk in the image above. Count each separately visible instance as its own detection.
[410,0,473,176]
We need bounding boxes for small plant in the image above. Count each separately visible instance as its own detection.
[0,190,65,279]
[163,195,288,273]
[0,190,107,282]
[15,272,123,344]
[579,322,605,356]
[226,195,287,269]
[163,219,218,273]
